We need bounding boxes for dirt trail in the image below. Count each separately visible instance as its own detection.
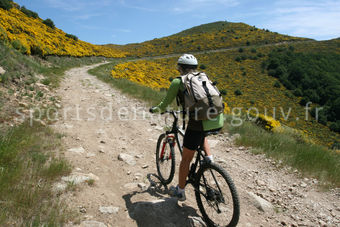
[53,64,339,227]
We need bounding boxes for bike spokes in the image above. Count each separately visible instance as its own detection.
[195,164,239,227]
[156,134,176,185]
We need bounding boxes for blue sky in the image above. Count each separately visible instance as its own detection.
[14,0,340,45]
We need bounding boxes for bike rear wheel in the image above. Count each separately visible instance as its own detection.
[156,134,176,185]
[195,163,240,227]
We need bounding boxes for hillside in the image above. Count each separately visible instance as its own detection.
[110,21,310,57]
[111,40,340,148]
[0,3,126,57]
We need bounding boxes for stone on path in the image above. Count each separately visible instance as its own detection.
[61,173,99,185]
[247,191,274,213]
[124,183,138,190]
[68,147,85,154]
[99,206,119,214]
[118,153,136,166]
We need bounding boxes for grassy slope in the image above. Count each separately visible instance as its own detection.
[109,21,309,57]
[109,39,340,147]
[0,122,71,225]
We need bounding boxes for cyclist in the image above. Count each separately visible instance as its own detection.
[150,54,224,201]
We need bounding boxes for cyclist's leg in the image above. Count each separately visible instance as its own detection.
[178,129,205,189]
[203,137,211,156]
[178,146,196,189]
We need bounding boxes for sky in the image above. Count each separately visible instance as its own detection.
[14,0,340,45]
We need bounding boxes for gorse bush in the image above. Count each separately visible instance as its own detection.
[0,7,126,57]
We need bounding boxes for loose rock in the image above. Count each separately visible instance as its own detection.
[118,153,136,166]
[247,191,274,213]
[68,147,85,154]
[99,206,119,214]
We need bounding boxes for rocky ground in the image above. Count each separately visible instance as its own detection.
[48,64,339,227]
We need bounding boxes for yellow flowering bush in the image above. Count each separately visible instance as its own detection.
[111,60,178,89]
[223,102,231,114]
[0,7,127,57]
[256,114,281,131]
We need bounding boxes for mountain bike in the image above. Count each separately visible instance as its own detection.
[155,110,240,227]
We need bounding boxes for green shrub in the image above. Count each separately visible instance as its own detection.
[235,56,241,62]
[293,88,303,97]
[238,48,244,53]
[234,89,242,96]
[43,18,55,29]
[30,45,43,56]
[65,33,78,41]
[11,40,27,54]
[0,0,13,10]
[330,121,340,133]
[199,64,206,70]
[299,97,309,106]
[35,91,44,99]
[273,81,281,88]
[220,89,227,95]
[41,78,51,86]
[20,6,39,19]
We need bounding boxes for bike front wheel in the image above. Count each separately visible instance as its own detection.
[195,163,240,227]
[156,134,176,185]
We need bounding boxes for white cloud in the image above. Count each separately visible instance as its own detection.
[262,0,340,40]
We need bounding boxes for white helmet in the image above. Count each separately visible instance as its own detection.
[177,54,198,66]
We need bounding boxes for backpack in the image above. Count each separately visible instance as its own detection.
[178,72,224,120]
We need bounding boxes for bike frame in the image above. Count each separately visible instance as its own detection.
[162,111,207,186]
[163,111,185,155]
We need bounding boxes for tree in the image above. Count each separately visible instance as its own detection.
[20,6,39,18]
[43,18,55,29]
[234,89,242,96]
[0,0,12,10]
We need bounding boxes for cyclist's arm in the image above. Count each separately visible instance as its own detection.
[153,78,181,113]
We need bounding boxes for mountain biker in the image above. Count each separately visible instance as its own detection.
[150,54,224,201]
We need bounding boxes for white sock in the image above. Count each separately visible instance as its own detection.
[206,155,214,162]
[177,185,185,193]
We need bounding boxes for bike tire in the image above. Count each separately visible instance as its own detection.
[156,133,176,185]
[195,162,240,227]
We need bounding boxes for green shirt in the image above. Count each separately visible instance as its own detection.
[155,78,224,131]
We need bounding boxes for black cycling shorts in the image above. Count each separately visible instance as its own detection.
[183,129,205,151]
